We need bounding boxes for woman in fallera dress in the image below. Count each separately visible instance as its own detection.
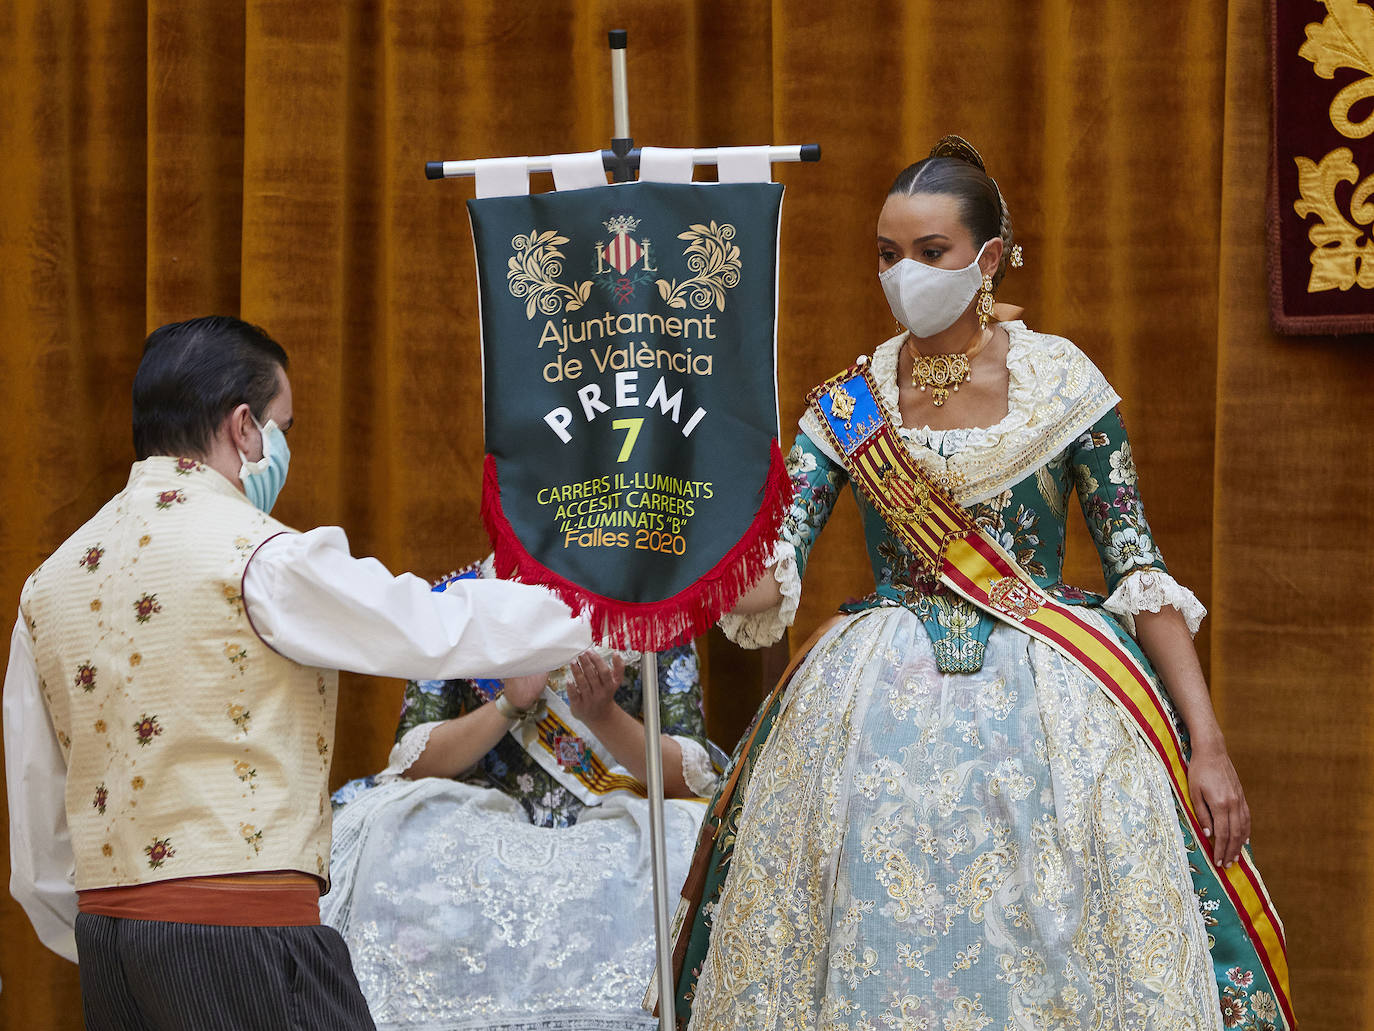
[672,137,1292,1031]
[324,560,719,1031]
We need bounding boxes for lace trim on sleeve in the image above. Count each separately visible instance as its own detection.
[376,720,444,783]
[717,540,801,649]
[674,736,719,796]
[1103,568,1207,638]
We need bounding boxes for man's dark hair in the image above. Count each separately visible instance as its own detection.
[132,316,289,460]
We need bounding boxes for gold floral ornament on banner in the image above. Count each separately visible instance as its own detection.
[506,230,593,318]
[655,221,741,311]
[1296,0,1374,292]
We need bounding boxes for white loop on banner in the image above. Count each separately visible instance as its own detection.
[551,151,608,192]
[474,157,530,198]
[638,147,694,183]
[715,145,772,184]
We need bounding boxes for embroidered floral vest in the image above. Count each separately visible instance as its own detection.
[787,325,1175,673]
[20,457,338,891]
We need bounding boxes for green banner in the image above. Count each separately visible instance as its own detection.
[471,181,787,649]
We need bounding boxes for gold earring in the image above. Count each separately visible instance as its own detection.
[977,274,995,328]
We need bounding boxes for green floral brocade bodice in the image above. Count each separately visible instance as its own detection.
[783,326,1176,674]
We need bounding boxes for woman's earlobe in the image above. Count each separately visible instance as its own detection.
[982,240,1005,277]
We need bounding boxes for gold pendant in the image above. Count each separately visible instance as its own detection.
[912,352,970,407]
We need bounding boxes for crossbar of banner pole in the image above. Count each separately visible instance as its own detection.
[424,143,821,180]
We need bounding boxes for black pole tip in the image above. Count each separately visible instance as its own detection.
[424,161,445,180]
[608,29,627,49]
[800,143,821,162]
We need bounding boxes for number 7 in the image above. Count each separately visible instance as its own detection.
[611,418,644,463]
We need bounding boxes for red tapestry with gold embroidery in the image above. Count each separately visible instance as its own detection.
[1272,0,1374,334]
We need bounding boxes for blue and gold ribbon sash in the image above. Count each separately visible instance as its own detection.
[807,361,1294,1030]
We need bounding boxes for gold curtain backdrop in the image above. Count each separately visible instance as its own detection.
[0,1,1366,1026]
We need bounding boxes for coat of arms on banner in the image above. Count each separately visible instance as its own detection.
[470,181,788,649]
[597,214,655,305]
[506,214,742,312]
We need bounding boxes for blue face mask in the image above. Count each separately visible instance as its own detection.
[237,417,290,514]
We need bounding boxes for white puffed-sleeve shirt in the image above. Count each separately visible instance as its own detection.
[4,526,592,962]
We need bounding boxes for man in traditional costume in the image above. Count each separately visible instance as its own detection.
[3,316,591,1029]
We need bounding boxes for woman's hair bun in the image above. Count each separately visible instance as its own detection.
[928,135,986,173]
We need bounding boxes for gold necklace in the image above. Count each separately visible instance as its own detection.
[906,326,991,406]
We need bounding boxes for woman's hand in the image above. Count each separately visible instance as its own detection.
[1133,607,1251,869]
[565,650,693,797]
[1187,742,1251,869]
[405,673,548,780]
[567,650,625,726]
[500,670,549,711]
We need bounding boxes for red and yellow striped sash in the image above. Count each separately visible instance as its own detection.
[531,707,648,798]
[807,363,1293,1029]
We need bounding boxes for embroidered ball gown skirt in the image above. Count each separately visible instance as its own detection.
[325,774,705,1031]
[685,605,1229,1031]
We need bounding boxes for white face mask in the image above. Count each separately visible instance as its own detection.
[880,240,992,338]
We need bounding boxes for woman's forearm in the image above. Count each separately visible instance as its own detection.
[582,705,691,797]
[1133,603,1251,866]
[401,703,515,780]
[1133,606,1224,752]
[732,569,784,614]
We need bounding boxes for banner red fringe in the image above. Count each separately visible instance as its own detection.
[481,441,793,651]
